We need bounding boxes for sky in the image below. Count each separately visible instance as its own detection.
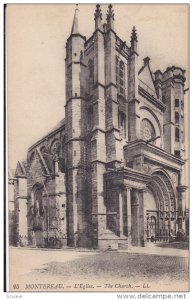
[6,4,189,170]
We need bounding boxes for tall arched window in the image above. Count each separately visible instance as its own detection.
[88,59,94,93]
[32,185,44,217]
[175,127,180,142]
[116,56,126,97]
[119,60,125,96]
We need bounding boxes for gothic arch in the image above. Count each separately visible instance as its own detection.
[154,171,176,210]
[147,180,165,210]
[151,167,177,199]
[148,169,176,211]
[139,106,162,146]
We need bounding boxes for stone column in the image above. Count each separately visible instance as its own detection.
[177,185,187,232]
[126,188,132,247]
[119,189,123,237]
[131,189,140,246]
[138,189,146,247]
[136,203,140,247]
[168,209,171,239]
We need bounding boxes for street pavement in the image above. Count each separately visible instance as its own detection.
[8,245,189,293]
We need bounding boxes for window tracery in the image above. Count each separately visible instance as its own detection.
[140,119,156,143]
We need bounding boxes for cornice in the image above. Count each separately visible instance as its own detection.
[105,166,151,184]
[125,140,185,166]
[67,33,86,42]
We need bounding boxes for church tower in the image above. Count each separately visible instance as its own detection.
[87,4,107,248]
[65,5,87,247]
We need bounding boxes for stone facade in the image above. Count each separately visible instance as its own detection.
[12,5,188,249]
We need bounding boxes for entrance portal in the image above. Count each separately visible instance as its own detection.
[145,170,177,243]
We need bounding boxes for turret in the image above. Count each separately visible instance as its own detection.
[65,5,87,247]
[161,66,186,157]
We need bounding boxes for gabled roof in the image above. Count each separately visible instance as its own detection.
[15,161,27,178]
[138,57,156,96]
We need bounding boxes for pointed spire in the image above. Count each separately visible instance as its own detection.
[71,4,79,34]
[130,26,138,43]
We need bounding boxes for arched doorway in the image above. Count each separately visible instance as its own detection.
[145,170,176,242]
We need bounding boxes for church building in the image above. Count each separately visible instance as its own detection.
[12,4,188,249]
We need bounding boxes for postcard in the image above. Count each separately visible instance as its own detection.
[6,3,189,293]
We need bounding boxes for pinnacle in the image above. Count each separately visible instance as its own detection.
[94,4,102,21]
[131,26,138,42]
[106,3,114,21]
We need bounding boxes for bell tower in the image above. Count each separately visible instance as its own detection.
[65,5,87,247]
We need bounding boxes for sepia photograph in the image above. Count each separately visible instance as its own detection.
[6,3,189,293]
